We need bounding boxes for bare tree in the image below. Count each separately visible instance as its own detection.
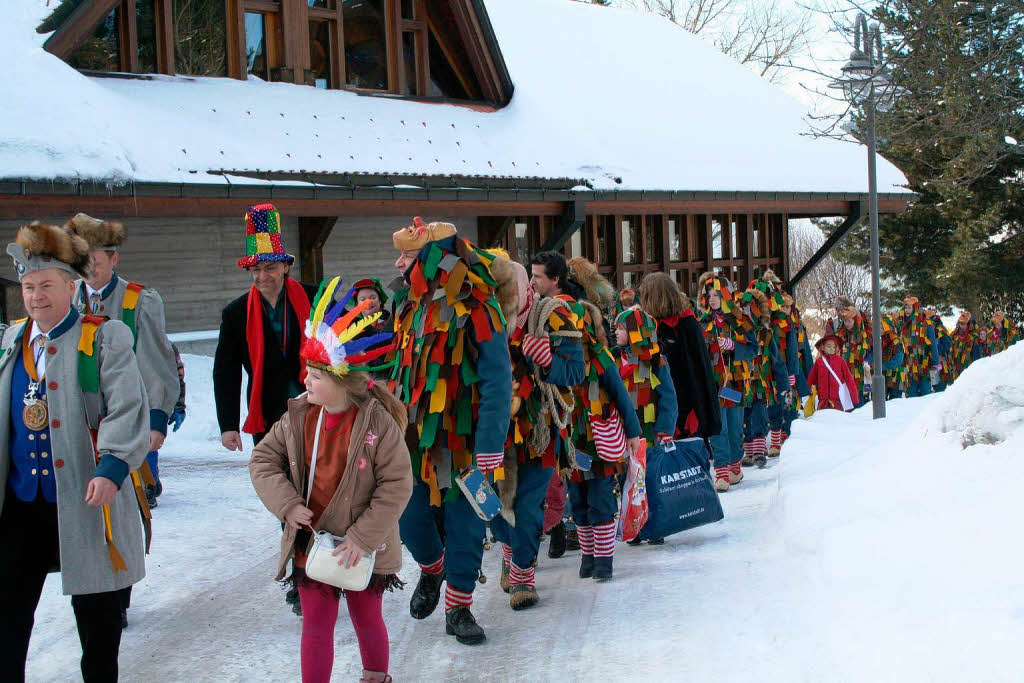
[789,220,871,318]
[617,0,816,83]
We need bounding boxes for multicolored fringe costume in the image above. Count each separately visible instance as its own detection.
[390,233,513,611]
[738,281,788,466]
[615,307,678,446]
[492,292,584,604]
[894,300,939,398]
[833,309,872,404]
[984,315,1019,355]
[928,314,953,391]
[948,314,984,381]
[697,274,758,488]
[559,294,641,578]
[871,314,907,399]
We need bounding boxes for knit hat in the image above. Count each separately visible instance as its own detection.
[237,203,294,268]
[697,272,736,312]
[65,213,125,251]
[392,216,457,252]
[7,221,90,280]
[300,277,395,377]
[815,334,844,351]
[615,307,660,360]
[349,278,389,307]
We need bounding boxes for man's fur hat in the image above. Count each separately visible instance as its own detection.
[65,213,126,250]
[8,221,91,279]
[482,248,521,328]
[567,257,615,309]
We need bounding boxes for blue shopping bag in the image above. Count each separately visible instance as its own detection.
[638,438,724,540]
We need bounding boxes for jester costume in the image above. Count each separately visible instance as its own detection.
[388,219,512,645]
[739,286,789,468]
[947,312,984,381]
[615,308,679,446]
[832,307,873,406]
[783,297,812,442]
[746,273,795,460]
[984,312,1019,356]
[925,311,953,391]
[697,274,758,492]
[493,283,585,610]
[894,297,939,398]
[867,314,907,400]
[560,293,641,582]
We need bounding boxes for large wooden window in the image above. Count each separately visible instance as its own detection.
[68,8,122,72]
[176,0,228,76]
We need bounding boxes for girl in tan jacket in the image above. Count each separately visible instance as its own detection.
[250,277,412,683]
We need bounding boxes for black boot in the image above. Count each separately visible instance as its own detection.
[578,554,594,579]
[547,522,566,559]
[592,556,613,582]
[647,537,665,545]
[566,526,580,551]
[285,585,302,616]
[445,605,486,645]
[409,570,445,620]
[626,538,642,546]
[120,608,128,629]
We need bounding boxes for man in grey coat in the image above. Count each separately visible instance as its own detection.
[0,221,150,682]
[67,213,180,507]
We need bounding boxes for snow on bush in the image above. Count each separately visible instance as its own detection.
[913,343,1024,448]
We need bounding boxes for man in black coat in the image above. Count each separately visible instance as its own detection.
[213,204,318,450]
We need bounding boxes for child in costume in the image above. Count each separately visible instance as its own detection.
[346,278,392,336]
[777,292,811,450]
[389,218,513,645]
[697,273,759,492]
[249,278,413,683]
[739,284,789,468]
[746,272,795,462]
[490,256,585,610]
[807,335,860,411]
[614,306,678,545]
[894,296,939,398]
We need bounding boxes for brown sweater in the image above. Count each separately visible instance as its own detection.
[249,395,413,579]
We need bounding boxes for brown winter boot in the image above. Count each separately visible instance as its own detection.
[728,462,743,485]
[360,671,392,682]
[500,559,511,593]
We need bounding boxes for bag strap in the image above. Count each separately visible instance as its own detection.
[305,406,325,506]
[121,282,146,350]
[79,315,106,431]
[822,356,844,388]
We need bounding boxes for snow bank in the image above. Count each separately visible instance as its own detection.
[912,343,1024,448]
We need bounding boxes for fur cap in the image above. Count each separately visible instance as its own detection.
[483,249,521,329]
[9,221,91,279]
[66,213,126,250]
[567,257,615,309]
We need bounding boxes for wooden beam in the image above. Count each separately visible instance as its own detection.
[298,216,337,283]
[447,0,504,103]
[745,214,755,283]
[586,200,908,216]
[121,0,139,73]
[43,0,123,59]
[225,0,247,80]
[155,0,175,75]
[539,199,585,252]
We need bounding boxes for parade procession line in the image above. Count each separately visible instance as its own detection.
[26,352,1024,682]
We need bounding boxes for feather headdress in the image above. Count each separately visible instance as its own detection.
[300,277,396,377]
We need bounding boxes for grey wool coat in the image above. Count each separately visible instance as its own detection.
[0,315,151,595]
[74,277,179,427]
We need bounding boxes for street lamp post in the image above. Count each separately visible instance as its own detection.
[829,14,897,420]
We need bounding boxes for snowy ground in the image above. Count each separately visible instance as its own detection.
[27,349,1024,682]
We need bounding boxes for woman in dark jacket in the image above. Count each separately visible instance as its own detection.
[637,273,721,440]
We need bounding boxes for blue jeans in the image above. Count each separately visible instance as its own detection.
[709,405,744,467]
[490,462,553,568]
[743,402,767,442]
[568,475,618,527]
[399,478,485,594]
[145,450,160,485]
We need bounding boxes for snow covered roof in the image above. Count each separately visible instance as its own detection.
[0,0,910,196]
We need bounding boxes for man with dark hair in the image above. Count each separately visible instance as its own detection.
[529,251,641,581]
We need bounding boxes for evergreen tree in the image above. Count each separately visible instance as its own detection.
[825,1,1024,320]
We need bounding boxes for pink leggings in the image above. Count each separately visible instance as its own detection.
[298,580,389,682]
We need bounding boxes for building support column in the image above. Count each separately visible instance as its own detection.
[298,217,337,284]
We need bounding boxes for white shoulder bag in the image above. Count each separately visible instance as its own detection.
[303,407,377,591]
[822,358,855,412]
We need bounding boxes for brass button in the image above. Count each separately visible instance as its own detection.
[28,434,34,441]
[40,434,47,440]
[41,452,48,459]
[31,468,37,475]
[42,469,49,476]
[29,453,35,459]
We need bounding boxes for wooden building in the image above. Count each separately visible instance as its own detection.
[1,0,913,332]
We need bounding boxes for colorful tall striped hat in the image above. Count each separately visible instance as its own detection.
[300,277,396,377]
[237,203,294,268]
